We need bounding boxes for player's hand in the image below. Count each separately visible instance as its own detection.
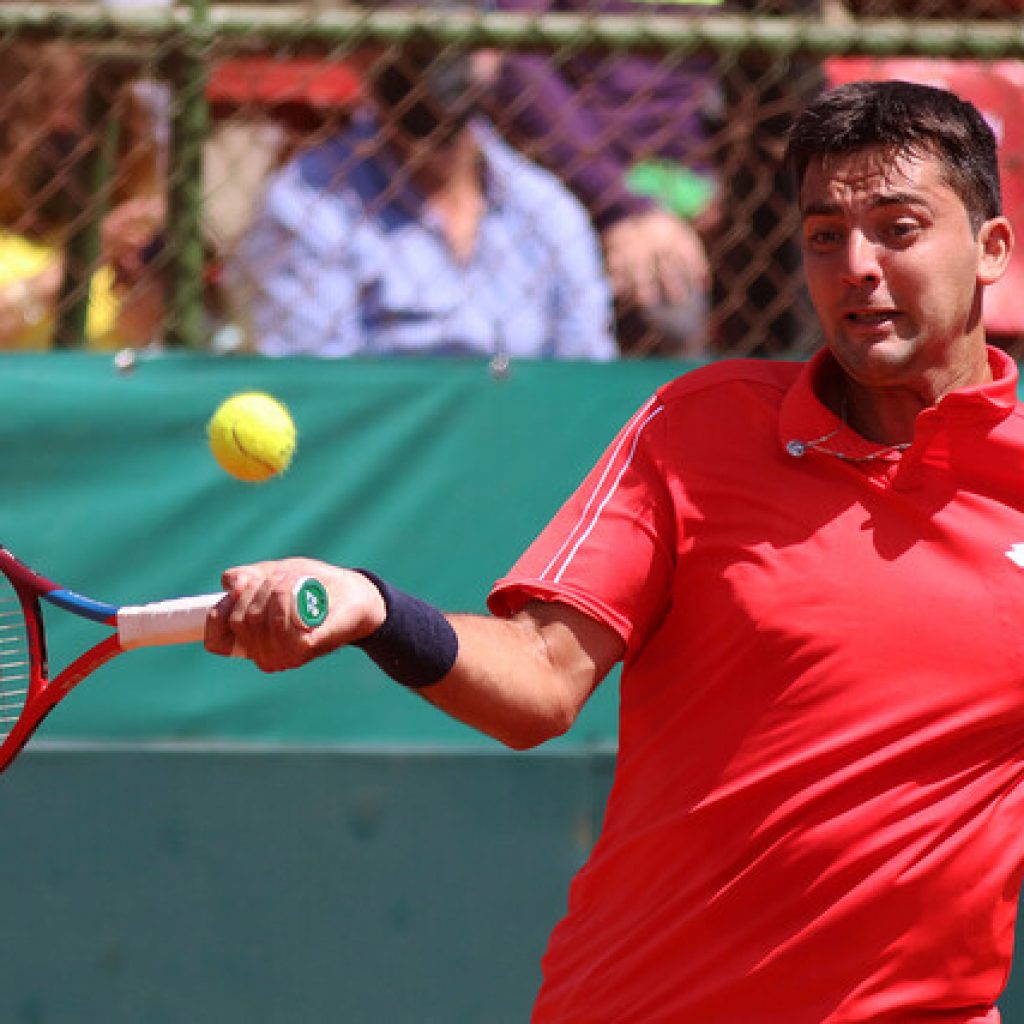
[602,208,709,309]
[205,558,387,672]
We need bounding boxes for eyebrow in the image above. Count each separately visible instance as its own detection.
[801,193,927,219]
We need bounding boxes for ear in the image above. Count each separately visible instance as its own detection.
[977,216,1015,286]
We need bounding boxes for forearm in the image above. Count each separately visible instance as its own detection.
[207,560,623,751]
[355,573,613,748]
[420,609,604,750]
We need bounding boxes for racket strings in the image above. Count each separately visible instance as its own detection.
[0,595,31,738]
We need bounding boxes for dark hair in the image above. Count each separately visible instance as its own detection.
[370,44,476,141]
[784,79,1002,231]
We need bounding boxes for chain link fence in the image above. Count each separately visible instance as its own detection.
[1,1,1023,359]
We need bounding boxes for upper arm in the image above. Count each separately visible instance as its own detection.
[519,599,625,711]
[424,600,625,750]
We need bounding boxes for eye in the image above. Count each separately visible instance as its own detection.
[804,226,842,251]
[881,218,922,245]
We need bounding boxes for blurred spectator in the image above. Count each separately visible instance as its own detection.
[228,42,616,360]
[203,55,359,257]
[0,42,165,349]
[842,0,1022,13]
[489,0,721,356]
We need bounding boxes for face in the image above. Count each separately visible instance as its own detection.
[799,145,1009,394]
[371,46,476,148]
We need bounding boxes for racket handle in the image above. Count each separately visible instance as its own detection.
[116,578,329,653]
[117,593,225,650]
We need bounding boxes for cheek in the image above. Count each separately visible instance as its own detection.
[801,258,838,311]
[904,251,979,318]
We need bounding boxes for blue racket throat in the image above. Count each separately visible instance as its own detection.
[41,588,118,625]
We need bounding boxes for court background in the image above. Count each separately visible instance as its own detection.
[5,2,1024,1017]
[1,353,1023,1022]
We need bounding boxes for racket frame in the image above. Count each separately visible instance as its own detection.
[0,547,192,772]
[0,546,325,772]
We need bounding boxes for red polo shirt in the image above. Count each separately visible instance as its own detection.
[490,348,1024,1023]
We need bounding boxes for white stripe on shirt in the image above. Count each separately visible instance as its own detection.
[540,398,665,584]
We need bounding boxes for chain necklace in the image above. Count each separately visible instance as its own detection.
[785,399,912,464]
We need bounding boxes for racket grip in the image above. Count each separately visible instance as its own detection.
[117,593,226,650]
[117,578,328,655]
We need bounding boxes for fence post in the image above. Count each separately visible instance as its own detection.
[53,63,123,349]
[164,0,210,348]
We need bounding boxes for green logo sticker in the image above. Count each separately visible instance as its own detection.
[295,578,329,629]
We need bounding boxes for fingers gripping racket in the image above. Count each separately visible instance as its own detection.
[0,546,328,773]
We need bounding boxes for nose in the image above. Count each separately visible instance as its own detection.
[841,230,882,287]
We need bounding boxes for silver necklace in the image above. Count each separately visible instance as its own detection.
[785,400,912,464]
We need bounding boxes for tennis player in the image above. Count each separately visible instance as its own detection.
[208,80,1024,1022]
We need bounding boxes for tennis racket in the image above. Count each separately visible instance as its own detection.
[0,545,329,773]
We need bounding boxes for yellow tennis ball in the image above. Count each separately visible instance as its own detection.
[207,391,296,482]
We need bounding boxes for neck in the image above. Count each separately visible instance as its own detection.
[824,345,993,447]
[405,131,485,264]
[841,385,920,447]
[395,127,481,198]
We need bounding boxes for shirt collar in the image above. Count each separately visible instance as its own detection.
[778,346,1019,461]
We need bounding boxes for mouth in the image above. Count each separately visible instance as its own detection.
[844,310,899,328]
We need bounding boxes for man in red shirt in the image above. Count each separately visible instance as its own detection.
[207,81,1024,1021]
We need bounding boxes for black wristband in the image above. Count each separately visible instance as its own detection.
[353,570,459,689]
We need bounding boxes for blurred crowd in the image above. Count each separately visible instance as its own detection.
[0,41,167,350]
[2,0,1023,361]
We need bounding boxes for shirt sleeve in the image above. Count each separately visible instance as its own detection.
[488,393,676,653]
[228,161,365,357]
[493,52,653,231]
[543,187,618,361]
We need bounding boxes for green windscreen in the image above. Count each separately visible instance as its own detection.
[1,353,685,748]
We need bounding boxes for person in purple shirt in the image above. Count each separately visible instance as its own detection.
[489,0,721,356]
[489,0,826,356]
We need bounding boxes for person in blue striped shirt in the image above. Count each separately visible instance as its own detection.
[229,42,617,362]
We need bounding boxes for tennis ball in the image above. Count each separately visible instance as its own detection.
[207,391,296,482]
